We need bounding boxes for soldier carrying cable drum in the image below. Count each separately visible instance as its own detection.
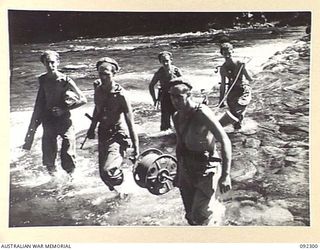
[169,77,232,226]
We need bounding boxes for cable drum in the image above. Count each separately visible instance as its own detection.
[133,148,177,195]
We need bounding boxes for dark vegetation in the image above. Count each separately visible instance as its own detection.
[8,11,311,44]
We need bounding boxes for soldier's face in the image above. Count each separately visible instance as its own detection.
[160,55,172,69]
[221,49,232,59]
[98,63,114,81]
[43,55,59,73]
[170,92,188,111]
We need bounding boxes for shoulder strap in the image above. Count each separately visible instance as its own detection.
[66,75,72,86]
[236,61,245,73]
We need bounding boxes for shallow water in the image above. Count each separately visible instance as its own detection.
[9,26,308,227]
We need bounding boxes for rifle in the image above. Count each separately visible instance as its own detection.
[216,57,252,108]
[80,113,93,149]
[23,117,41,150]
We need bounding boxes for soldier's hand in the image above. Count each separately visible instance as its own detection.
[153,99,158,107]
[128,147,139,163]
[133,147,139,160]
[87,128,95,139]
[219,174,232,193]
[22,132,35,150]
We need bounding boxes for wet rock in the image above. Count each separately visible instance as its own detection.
[283,141,309,149]
[231,161,257,182]
[240,200,256,207]
[267,199,289,209]
[238,206,262,224]
[286,198,310,223]
[284,156,300,168]
[230,190,263,202]
[269,157,285,170]
[271,64,287,73]
[240,128,258,135]
[224,201,241,225]
[243,138,261,148]
[257,124,280,134]
[242,148,259,157]
[260,136,287,147]
[279,123,308,134]
[286,147,305,156]
[261,146,285,157]
[226,202,294,226]
[261,206,294,225]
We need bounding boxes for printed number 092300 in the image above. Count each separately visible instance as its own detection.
[300,244,318,248]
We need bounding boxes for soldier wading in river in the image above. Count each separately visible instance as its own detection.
[149,51,182,131]
[218,42,253,130]
[86,57,139,192]
[170,77,232,225]
[23,50,87,177]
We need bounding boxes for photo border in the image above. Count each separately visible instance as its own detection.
[1,0,319,243]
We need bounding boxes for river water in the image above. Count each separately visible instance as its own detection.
[9,26,307,227]
[10,26,304,111]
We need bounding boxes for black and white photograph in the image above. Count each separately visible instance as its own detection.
[7,9,312,229]
[1,1,318,246]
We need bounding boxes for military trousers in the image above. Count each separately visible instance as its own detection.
[42,116,76,173]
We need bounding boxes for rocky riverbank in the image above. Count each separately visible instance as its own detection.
[219,34,310,226]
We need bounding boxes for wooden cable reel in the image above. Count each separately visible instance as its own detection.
[133,148,177,195]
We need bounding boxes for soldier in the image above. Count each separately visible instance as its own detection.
[23,50,87,176]
[170,77,232,225]
[219,42,253,130]
[86,57,139,191]
[149,51,182,131]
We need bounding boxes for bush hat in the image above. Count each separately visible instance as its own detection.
[96,57,120,72]
[169,77,193,95]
